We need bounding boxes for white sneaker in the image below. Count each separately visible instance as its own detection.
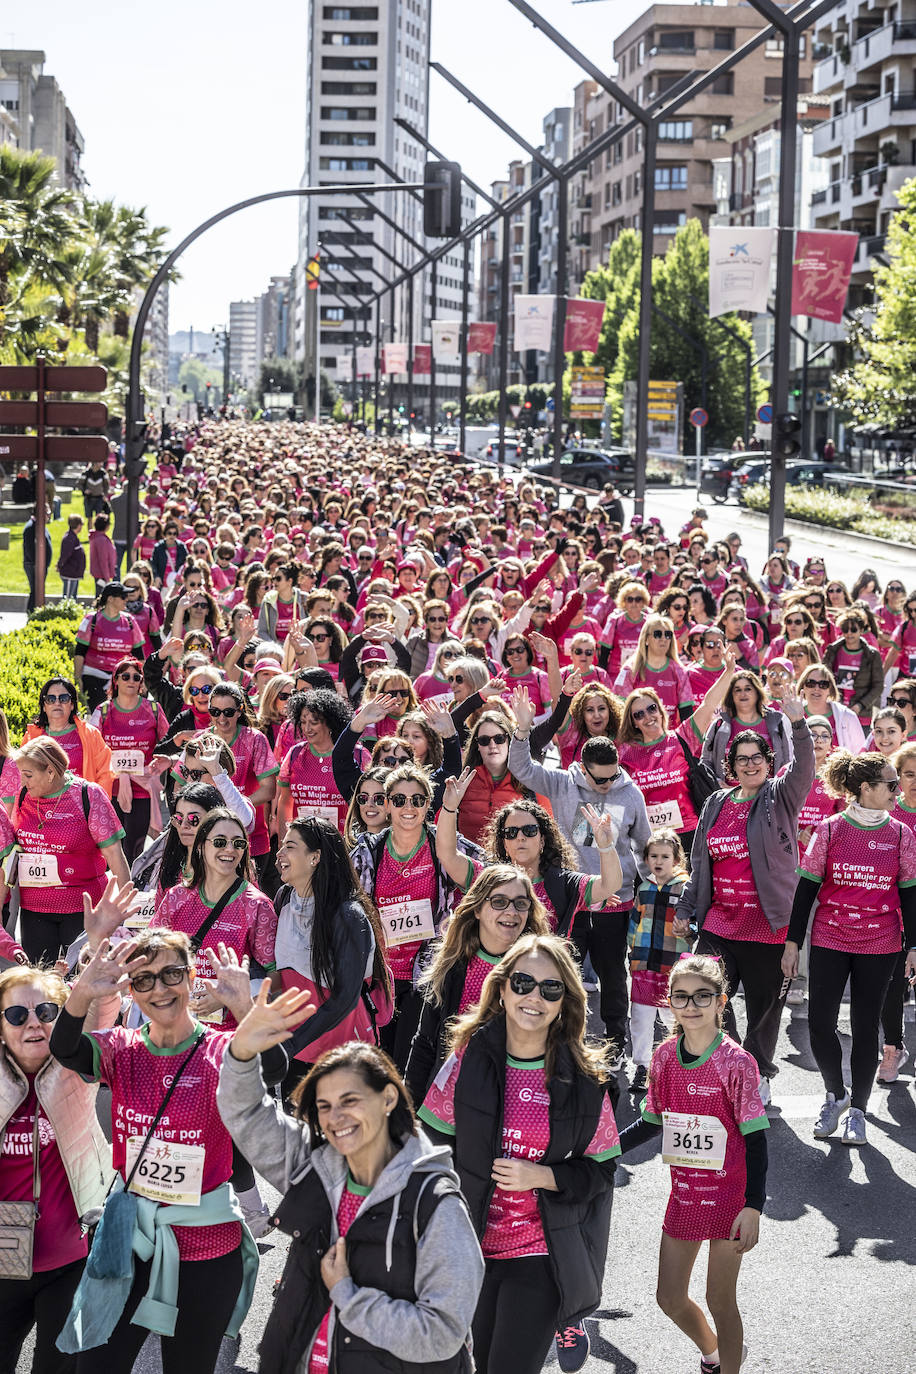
[786,985,806,1007]
[813,1090,850,1139]
[841,1107,867,1146]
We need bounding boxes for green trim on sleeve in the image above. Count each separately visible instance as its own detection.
[583,877,596,907]
[84,1032,103,1082]
[278,778,290,789]
[255,764,280,780]
[899,878,916,888]
[586,1143,622,1162]
[739,1115,770,1135]
[795,868,822,882]
[641,1108,662,1125]
[690,717,704,741]
[417,1104,455,1136]
[98,830,126,848]
[461,856,475,891]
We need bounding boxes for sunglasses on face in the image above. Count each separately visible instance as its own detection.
[308,632,330,643]
[631,703,659,722]
[534,604,551,613]
[572,648,595,657]
[357,791,386,806]
[440,650,460,661]
[477,732,508,748]
[881,777,901,792]
[208,706,239,720]
[669,988,716,1009]
[447,674,465,686]
[505,645,527,656]
[785,617,805,627]
[650,629,673,640]
[624,596,645,605]
[470,616,492,627]
[173,811,201,827]
[382,688,410,699]
[129,965,189,993]
[179,764,205,781]
[380,751,410,766]
[118,672,143,684]
[889,696,912,709]
[207,834,247,850]
[426,615,447,624]
[2,1002,60,1027]
[507,970,564,1001]
[503,823,540,840]
[888,584,905,594]
[44,692,72,705]
[188,683,214,697]
[702,639,723,650]
[701,558,717,566]
[584,764,620,783]
[388,792,428,808]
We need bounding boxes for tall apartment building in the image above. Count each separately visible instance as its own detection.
[570,81,599,294]
[586,1,812,263]
[258,275,294,361]
[294,0,473,417]
[809,0,916,306]
[229,301,260,387]
[0,50,85,190]
[538,107,573,296]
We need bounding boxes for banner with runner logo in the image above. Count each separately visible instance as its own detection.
[382,342,409,374]
[467,321,497,354]
[563,298,605,353]
[412,344,432,375]
[791,229,859,323]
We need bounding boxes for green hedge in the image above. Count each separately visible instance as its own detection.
[742,484,916,546]
[0,609,80,739]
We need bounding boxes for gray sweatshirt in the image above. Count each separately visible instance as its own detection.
[217,1049,483,1369]
[509,733,651,900]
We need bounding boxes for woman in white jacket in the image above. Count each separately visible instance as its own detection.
[798,664,866,752]
[0,884,133,1374]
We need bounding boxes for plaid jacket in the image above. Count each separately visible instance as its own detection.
[627,869,691,974]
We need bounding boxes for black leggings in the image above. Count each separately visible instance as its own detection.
[808,945,899,1110]
[113,796,151,864]
[0,1257,84,1374]
[569,909,630,1054]
[20,909,85,965]
[696,931,787,1080]
[472,1255,561,1374]
[880,950,908,1047]
[379,978,424,1073]
[75,1246,243,1374]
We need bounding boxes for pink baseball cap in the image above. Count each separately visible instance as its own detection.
[251,659,283,677]
[360,646,388,665]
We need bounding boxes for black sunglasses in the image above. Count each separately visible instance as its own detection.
[804,679,831,689]
[179,765,204,781]
[631,703,660,722]
[188,683,214,697]
[448,675,465,686]
[129,966,189,993]
[503,823,540,840]
[356,791,386,806]
[118,671,143,683]
[2,1002,60,1027]
[508,971,565,1002]
[209,706,239,719]
[207,835,247,851]
[388,792,428,808]
[650,629,673,640]
[477,732,508,748]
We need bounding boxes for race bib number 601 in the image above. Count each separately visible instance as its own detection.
[661,1112,727,1170]
[20,854,60,887]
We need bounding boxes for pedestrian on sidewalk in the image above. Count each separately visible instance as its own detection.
[88,513,116,593]
[57,512,86,599]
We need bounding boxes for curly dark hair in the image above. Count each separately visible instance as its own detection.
[208,679,255,729]
[288,687,353,742]
[482,799,576,870]
[724,729,774,781]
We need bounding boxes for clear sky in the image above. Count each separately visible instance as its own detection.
[6,0,647,332]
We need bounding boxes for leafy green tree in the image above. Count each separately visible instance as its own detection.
[257,356,303,404]
[179,356,222,402]
[832,177,916,428]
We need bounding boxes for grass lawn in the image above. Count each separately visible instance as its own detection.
[0,493,99,598]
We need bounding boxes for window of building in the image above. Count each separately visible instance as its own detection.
[321,81,377,94]
[756,144,771,178]
[652,209,686,234]
[612,180,622,205]
[325,30,377,44]
[655,164,688,189]
[604,182,612,208]
[634,169,641,194]
[710,73,734,95]
[709,119,732,139]
[321,106,375,120]
[320,130,376,145]
[319,156,373,170]
[637,38,645,64]
[323,307,346,320]
[323,6,379,17]
[614,141,623,163]
[657,29,694,51]
[322,56,378,69]
[658,119,693,141]
[713,28,735,50]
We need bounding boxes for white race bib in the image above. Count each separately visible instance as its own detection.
[124,1135,205,1206]
[296,804,339,826]
[19,853,60,888]
[111,749,145,776]
[379,897,435,948]
[646,799,684,830]
[661,1111,727,1170]
[125,891,157,930]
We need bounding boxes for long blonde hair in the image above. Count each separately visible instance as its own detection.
[447,933,610,1080]
[420,866,548,1006]
[628,614,681,680]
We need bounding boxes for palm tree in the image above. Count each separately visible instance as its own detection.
[0,147,79,353]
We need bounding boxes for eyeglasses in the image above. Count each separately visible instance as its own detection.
[584,764,620,783]
[470,616,492,627]
[785,617,806,627]
[129,965,189,994]
[701,558,717,566]
[118,672,143,683]
[810,732,833,745]
[447,674,465,686]
[534,604,551,613]
[380,753,410,766]
[188,683,214,697]
[2,1002,60,1027]
[44,692,72,705]
[208,706,240,719]
[804,679,830,690]
[356,791,386,806]
[276,691,292,702]
[572,648,595,656]
[734,753,766,768]
[172,811,201,827]
[507,970,564,1001]
[477,732,508,748]
[669,988,716,1009]
[887,584,906,594]
[308,632,330,644]
[426,615,447,624]
[388,792,429,808]
[271,575,285,584]
[702,639,723,650]
[650,629,673,641]
[179,765,205,781]
[503,823,540,840]
[624,596,646,605]
[505,645,527,656]
[440,649,460,660]
[631,703,659,722]
[207,834,247,851]
[889,696,912,709]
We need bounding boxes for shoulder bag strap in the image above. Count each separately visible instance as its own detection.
[189,883,241,954]
[31,1106,41,1209]
[123,1031,205,1193]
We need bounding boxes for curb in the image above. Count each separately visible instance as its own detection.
[736,506,916,556]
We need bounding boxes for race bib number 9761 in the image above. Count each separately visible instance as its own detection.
[380,898,435,948]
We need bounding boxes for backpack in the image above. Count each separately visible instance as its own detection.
[673,733,720,812]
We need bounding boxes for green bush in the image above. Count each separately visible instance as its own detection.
[646,462,675,485]
[742,483,916,545]
[0,613,79,738]
[28,599,84,623]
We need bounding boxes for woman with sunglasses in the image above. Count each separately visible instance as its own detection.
[498,634,551,716]
[883,594,916,679]
[716,594,761,670]
[655,587,693,656]
[121,573,161,658]
[823,608,884,723]
[350,763,479,1070]
[599,580,650,679]
[257,560,308,644]
[256,673,295,755]
[279,687,352,840]
[360,668,418,742]
[457,711,536,847]
[0,890,132,1374]
[91,657,170,862]
[12,737,130,965]
[614,614,695,727]
[763,604,819,666]
[876,578,907,655]
[143,643,221,738]
[405,865,549,1105]
[297,615,346,681]
[73,583,146,712]
[701,669,795,786]
[406,599,454,678]
[152,808,276,1027]
[680,685,814,1106]
[132,766,253,901]
[419,933,618,1374]
[49,927,260,1372]
[22,677,113,793]
[784,751,916,1145]
[342,766,390,849]
[796,663,865,751]
[413,639,464,701]
[885,678,916,739]
[169,587,223,656]
[207,682,278,883]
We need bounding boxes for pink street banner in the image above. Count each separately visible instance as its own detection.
[412,344,431,375]
[382,343,408,374]
[563,298,605,353]
[791,230,859,323]
[467,321,497,354]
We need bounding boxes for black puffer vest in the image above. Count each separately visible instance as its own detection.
[452,1018,615,1326]
[259,1162,472,1374]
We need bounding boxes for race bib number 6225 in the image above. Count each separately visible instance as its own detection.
[124,1135,205,1205]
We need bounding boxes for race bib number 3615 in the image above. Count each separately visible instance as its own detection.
[661,1112,727,1170]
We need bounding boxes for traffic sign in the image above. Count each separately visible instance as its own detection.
[545,397,555,411]
[0,400,108,427]
[0,364,107,392]
[510,405,521,418]
[689,407,709,428]
[0,434,109,462]
[757,403,774,424]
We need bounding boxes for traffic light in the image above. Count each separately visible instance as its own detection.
[773,412,802,459]
[523,401,532,410]
[423,161,462,238]
[398,405,405,414]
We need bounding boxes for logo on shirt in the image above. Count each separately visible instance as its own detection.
[685,1083,719,1098]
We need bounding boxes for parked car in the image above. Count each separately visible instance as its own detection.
[730,459,841,504]
[485,433,524,461]
[701,453,763,503]
[526,446,633,492]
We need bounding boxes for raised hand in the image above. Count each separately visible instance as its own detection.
[202,943,254,1022]
[580,802,616,849]
[528,631,558,662]
[479,676,507,701]
[159,635,184,660]
[353,693,397,730]
[82,878,144,951]
[562,668,584,697]
[781,682,805,722]
[420,698,457,737]
[442,767,475,812]
[580,571,601,593]
[237,611,257,644]
[67,937,142,1013]
[194,736,225,775]
[229,981,315,1061]
[509,685,535,732]
[723,646,738,676]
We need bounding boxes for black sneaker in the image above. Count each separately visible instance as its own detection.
[555,1322,590,1372]
[629,1065,648,1095]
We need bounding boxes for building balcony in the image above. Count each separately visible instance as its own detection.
[813,52,842,96]
[847,20,916,81]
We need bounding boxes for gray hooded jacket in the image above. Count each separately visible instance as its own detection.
[509,733,651,899]
[217,1049,483,1370]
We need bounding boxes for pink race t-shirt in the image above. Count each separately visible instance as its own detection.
[892,620,916,677]
[614,660,695,724]
[799,812,916,954]
[279,742,348,832]
[602,612,645,678]
[76,611,143,675]
[457,949,503,1013]
[893,799,916,838]
[308,1179,369,1372]
[228,726,279,856]
[463,855,592,933]
[86,1023,241,1261]
[617,722,702,835]
[44,727,84,777]
[797,776,843,847]
[13,780,123,913]
[374,834,437,981]
[419,1049,619,1259]
[0,754,21,807]
[703,795,784,944]
[97,699,168,798]
[0,1083,86,1271]
[831,647,861,708]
